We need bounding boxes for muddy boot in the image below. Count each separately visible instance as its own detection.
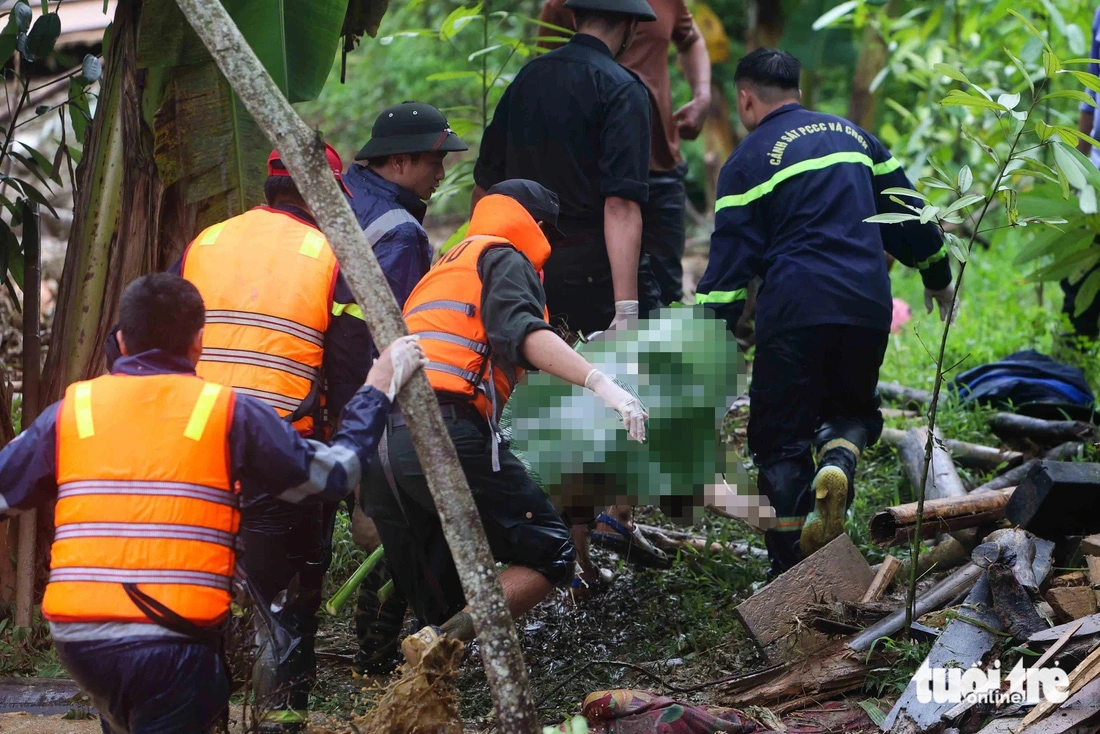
[354,562,406,675]
[800,441,858,557]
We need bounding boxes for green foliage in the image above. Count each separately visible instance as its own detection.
[865,636,933,697]
[0,3,97,307]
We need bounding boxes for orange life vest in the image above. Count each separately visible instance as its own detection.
[43,373,239,627]
[182,206,339,435]
[403,194,552,424]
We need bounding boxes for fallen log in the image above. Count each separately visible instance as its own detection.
[848,563,982,652]
[989,413,1096,447]
[870,488,1015,547]
[895,426,968,501]
[878,382,931,408]
[968,442,1082,495]
[634,524,767,560]
[895,535,971,580]
[880,427,1023,472]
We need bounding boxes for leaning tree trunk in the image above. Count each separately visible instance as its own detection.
[172,0,540,730]
[746,0,784,50]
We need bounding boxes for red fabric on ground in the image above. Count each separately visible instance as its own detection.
[580,689,756,734]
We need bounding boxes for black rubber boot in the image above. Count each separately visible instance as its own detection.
[354,561,407,675]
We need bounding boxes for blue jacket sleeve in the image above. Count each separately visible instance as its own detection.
[325,271,374,420]
[232,386,392,504]
[374,228,432,308]
[695,161,766,330]
[0,403,59,514]
[868,137,952,290]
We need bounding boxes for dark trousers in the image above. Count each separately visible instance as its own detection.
[748,325,888,574]
[642,167,687,306]
[543,238,662,336]
[56,637,230,734]
[240,497,334,718]
[363,408,575,626]
[1060,258,1100,342]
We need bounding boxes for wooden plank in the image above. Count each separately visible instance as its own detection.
[861,554,900,602]
[870,489,1014,546]
[735,534,873,663]
[1015,677,1100,734]
[1033,619,1086,672]
[1047,587,1099,623]
[1031,614,1100,644]
[1020,643,1100,730]
[1081,535,1100,557]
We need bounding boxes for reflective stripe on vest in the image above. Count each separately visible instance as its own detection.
[365,207,420,247]
[183,207,338,435]
[415,331,490,356]
[45,374,238,627]
[405,299,476,318]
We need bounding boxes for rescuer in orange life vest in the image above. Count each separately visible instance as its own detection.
[362,179,649,643]
[0,273,426,734]
[108,143,385,730]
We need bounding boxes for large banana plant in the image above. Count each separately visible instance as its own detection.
[43,0,388,404]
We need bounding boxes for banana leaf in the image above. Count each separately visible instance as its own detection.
[503,307,744,522]
[136,0,355,231]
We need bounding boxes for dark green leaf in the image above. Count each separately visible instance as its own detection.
[1009,10,1052,54]
[918,176,955,190]
[1053,142,1089,189]
[67,79,89,144]
[34,104,48,114]
[1026,245,1100,282]
[14,178,57,217]
[940,90,1007,111]
[1060,69,1100,95]
[1074,269,1100,317]
[9,152,53,191]
[19,142,60,184]
[1006,47,1034,94]
[440,3,483,41]
[933,62,970,84]
[25,12,60,62]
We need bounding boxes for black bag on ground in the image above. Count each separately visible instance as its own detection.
[951,350,1096,421]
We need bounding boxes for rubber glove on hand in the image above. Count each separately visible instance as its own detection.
[584,368,648,443]
[608,300,639,330]
[369,335,427,402]
[924,283,958,324]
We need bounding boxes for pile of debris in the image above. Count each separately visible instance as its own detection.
[715,383,1099,734]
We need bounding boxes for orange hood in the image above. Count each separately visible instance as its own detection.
[468,194,552,271]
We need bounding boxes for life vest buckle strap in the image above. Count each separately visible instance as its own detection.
[424,361,482,385]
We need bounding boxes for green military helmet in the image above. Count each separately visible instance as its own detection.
[355,101,469,160]
[563,0,657,22]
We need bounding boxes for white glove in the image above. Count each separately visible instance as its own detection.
[608,300,639,330]
[924,283,958,324]
[385,335,427,402]
[584,368,648,443]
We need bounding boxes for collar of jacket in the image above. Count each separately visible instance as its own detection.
[259,203,319,229]
[759,102,803,127]
[468,194,552,271]
[345,164,427,223]
[111,350,197,377]
[570,33,613,57]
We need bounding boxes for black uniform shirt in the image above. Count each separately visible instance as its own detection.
[474,33,652,236]
[477,248,555,372]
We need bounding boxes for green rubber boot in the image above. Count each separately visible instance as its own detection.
[800,442,858,557]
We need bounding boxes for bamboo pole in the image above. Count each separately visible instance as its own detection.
[170,2,538,728]
[880,427,1023,472]
[869,488,1014,547]
[15,201,41,628]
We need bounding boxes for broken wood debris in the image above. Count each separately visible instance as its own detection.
[877,381,932,408]
[880,427,1024,472]
[861,554,901,602]
[735,533,873,664]
[1006,461,1100,538]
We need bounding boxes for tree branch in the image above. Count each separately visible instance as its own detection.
[169,1,540,730]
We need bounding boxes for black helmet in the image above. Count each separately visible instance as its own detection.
[487,179,565,242]
[355,102,469,160]
[563,0,657,22]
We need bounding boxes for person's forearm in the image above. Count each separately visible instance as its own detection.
[604,196,641,303]
[1079,110,1095,155]
[520,328,594,387]
[680,32,711,104]
[471,184,488,215]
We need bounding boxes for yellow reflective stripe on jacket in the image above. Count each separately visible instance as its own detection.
[716,152,898,211]
[74,383,94,439]
[197,221,228,246]
[332,302,365,321]
[915,246,947,270]
[695,288,747,305]
[184,383,223,442]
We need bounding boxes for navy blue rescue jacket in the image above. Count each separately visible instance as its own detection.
[696,103,951,344]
